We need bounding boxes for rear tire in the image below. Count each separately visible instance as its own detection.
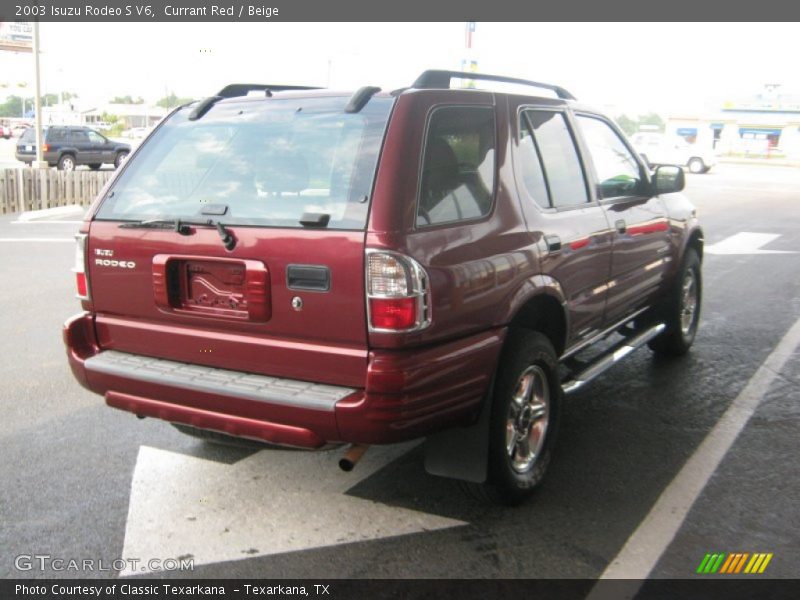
[57,154,76,171]
[687,157,705,174]
[114,151,128,168]
[463,330,561,505]
[649,248,702,356]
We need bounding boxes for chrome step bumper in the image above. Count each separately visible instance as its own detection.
[84,350,356,411]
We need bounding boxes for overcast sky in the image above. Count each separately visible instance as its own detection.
[2,22,798,116]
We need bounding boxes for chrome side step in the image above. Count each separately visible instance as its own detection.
[561,323,665,395]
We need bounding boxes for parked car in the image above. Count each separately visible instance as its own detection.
[64,71,703,504]
[631,132,716,174]
[16,125,131,170]
[1,125,12,139]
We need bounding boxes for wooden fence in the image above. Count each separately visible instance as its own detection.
[0,168,114,214]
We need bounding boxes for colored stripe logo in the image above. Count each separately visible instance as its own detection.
[696,552,773,574]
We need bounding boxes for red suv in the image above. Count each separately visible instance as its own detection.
[64,71,703,504]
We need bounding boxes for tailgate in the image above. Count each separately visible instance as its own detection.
[87,221,368,388]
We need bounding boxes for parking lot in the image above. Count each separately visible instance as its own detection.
[0,162,798,581]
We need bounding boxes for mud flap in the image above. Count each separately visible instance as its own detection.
[423,396,491,483]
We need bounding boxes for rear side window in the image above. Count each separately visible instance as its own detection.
[576,115,644,199]
[521,110,588,208]
[417,106,495,227]
[94,96,393,230]
[48,128,67,142]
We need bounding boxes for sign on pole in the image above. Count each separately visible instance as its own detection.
[0,22,33,53]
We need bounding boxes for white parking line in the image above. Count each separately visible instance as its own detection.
[590,314,800,592]
[0,238,74,242]
[121,442,465,575]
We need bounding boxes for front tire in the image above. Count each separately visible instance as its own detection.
[649,248,702,356]
[467,330,562,505]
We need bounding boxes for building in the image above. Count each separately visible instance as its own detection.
[666,85,800,159]
[82,103,168,129]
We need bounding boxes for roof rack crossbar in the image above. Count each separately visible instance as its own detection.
[216,83,323,99]
[411,70,576,101]
[345,86,381,113]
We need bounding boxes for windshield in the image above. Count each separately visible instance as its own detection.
[95,95,394,229]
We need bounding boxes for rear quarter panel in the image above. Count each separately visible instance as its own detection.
[366,90,542,350]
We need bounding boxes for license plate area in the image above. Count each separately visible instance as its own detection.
[153,255,270,322]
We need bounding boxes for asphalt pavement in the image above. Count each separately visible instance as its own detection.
[0,163,798,582]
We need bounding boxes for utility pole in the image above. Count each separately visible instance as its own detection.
[32,20,46,169]
[461,22,477,88]
[32,20,48,211]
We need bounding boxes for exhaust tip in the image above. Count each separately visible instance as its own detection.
[338,444,369,472]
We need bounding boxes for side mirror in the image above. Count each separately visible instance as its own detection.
[652,165,685,195]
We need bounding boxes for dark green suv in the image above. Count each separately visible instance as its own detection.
[16,125,131,171]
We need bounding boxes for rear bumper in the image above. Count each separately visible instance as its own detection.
[64,312,505,448]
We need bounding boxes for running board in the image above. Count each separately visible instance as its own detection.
[561,323,665,395]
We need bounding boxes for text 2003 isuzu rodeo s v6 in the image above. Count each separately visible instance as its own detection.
[64,71,703,504]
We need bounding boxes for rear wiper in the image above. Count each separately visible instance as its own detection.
[215,222,236,251]
[119,218,191,235]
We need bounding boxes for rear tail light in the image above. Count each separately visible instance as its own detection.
[42,143,50,152]
[366,251,431,333]
[73,233,90,300]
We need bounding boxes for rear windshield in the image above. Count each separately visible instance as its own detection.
[95,95,394,230]
[19,128,40,143]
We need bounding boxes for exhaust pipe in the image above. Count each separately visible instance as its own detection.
[339,444,369,472]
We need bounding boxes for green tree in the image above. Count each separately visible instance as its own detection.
[638,112,665,132]
[615,112,666,135]
[157,93,194,109]
[615,114,638,136]
[0,95,25,117]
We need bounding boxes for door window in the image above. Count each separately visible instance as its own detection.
[517,121,550,208]
[521,110,588,208]
[87,131,106,144]
[576,115,644,199]
[70,130,90,144]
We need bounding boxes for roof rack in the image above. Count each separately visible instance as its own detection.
[215,83,323,99]
[411,70,576,101]
[345,86,381,113]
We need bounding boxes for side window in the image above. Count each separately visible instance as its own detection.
[70,130,90,144]
[576,115,644,199]
[522,110,588,208]
[417,106,495,227]
[87,131,106,144]
[48,128,67,143]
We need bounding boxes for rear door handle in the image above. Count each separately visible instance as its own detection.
[544,234,562,253]
[615,219,627,234]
